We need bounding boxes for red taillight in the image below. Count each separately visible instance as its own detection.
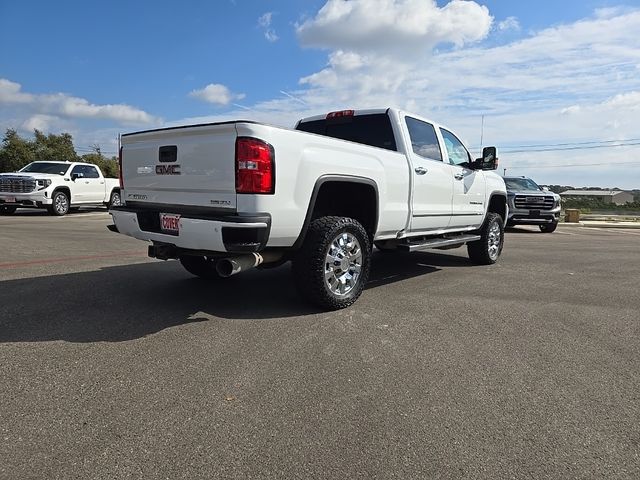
[235,137,274,194]
[118,146,124,189]
[326,109,354,119]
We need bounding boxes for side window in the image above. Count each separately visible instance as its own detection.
[84,165,99,178]
[440,128,471,167]
[70,165,84,178]
[405,117,442,161]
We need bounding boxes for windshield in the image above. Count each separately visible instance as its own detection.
[19,162,71,175]
[504,177,541,191]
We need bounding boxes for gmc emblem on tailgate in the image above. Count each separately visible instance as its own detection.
[156,164,181,175]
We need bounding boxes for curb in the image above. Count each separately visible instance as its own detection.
[559,222,640,229]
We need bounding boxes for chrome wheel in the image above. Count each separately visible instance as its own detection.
[324,232,363,296]
[487,220,501,260]
[110,192,121,207]
[55,193,69,214]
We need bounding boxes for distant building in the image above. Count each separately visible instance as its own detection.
[560,190,634,205]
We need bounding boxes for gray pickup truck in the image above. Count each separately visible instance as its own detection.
[504,176,561,233]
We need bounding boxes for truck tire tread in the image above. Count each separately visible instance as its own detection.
[539,222,558,233]
[467,212,504,265]
[0,205,17,215]
[292,216,371,310]
[47,190,70,216]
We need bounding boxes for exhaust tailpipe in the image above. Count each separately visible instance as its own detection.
[216,252,283,278]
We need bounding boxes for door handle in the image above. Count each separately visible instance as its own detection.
[454,173,464,180]
[414,167,428,175]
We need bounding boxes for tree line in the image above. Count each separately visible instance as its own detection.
[0,129,118,178]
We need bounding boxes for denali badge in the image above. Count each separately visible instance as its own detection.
[156,164,181,175]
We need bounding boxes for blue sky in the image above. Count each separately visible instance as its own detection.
[1,1,640,188]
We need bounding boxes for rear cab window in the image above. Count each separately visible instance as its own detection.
[296,113,397,151]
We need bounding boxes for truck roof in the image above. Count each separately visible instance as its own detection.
[297,108,392,124]
[297,107,447,134]
[30,160,98,167]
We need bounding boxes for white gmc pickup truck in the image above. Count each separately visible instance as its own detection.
[0,161,121,216]
[110,108,507,309]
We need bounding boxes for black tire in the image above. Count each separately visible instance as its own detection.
[179,256,224,280]
[47,191,70,216]
[0,205,17,215]
[467,212,504,265]
[108,190,121,208]
[539,222,558,233]
[292,216,371,310]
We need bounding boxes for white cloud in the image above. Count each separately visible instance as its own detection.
[189,83,246,106]
[594,6,635,19]
[258,12,272,27]
[296,0,493,56]
[258,12,279,42]
[0,79,32,103]
[603,91,640,110]
[561,105,581,115]
[213,6,640,188]
[498,16,520,32]
[21,114,63,132]
[0,78,159,125]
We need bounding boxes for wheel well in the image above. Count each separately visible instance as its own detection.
[309,180,378,240]
[488,194,507,222]
[52,187,71,200]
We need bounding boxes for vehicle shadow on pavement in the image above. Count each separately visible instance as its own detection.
[0,250,469,343]
[4,207,108,217]
[505,227,546,234]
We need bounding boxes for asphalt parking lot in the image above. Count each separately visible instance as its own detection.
[1,210,639,479]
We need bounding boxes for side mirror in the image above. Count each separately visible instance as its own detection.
[472,147,498,170]
[71,172,81,181]
[542,186,549,191]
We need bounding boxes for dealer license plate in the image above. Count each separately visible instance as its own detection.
[1,196,16,203]
[159,213,180,235]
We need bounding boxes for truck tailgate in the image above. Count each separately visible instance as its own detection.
[121,122,238,211]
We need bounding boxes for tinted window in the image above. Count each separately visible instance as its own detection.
[20,162,70,175]
[405,117,442,161]
[70,165,99,178]
[70,165,85,178]
[440,128,471,167]
[84,165,100,178]
[296,113,397,151]
[504,178,541,191]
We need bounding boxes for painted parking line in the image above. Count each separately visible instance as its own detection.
[600,229,640,236]
[581,227,640,235]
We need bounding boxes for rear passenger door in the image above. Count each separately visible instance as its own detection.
[439,128,486,228]
[69,165,92,203]
[81,165,105,203]
[404,116,454,232]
